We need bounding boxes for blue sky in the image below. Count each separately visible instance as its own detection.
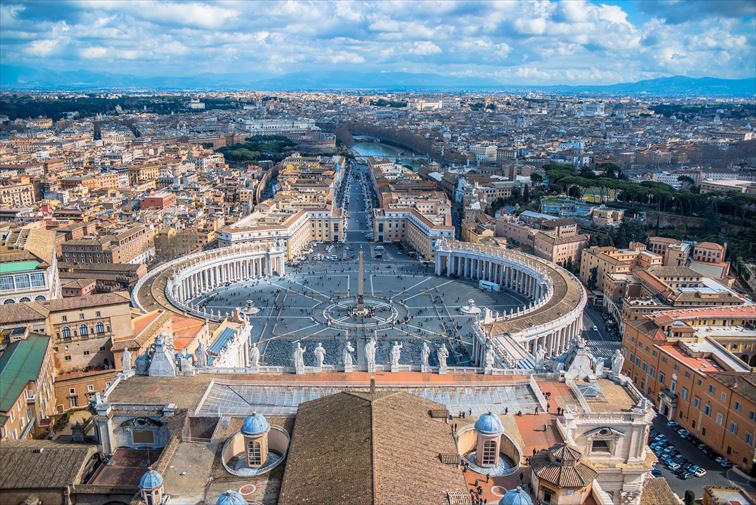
[1,0,754,85]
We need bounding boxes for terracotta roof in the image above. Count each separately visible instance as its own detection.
[42,291,130,312]
[639,478,680,505]
[278,390,467,505]
[0,440,97,489]
[0,301,48,324]
[529,443,597,489]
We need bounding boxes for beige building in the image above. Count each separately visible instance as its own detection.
[0,182,35,207]
[579,245,662,292]
[61,224,154,265]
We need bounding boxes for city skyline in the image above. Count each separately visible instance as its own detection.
[1,0,755,89]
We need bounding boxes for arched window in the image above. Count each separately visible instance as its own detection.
[62,327,71,339]
[80,324,88,336]
[19,297,30,302]
[34,295,46,302]
[3,299,15,304]
[247,439,262,466]
[482,439,497,466]
[96,322,105,334]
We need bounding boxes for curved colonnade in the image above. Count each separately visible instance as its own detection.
[434,240,586,368]
[134,239,586,370]
[132,242,287,321]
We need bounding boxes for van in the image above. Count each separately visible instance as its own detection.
[375,245,385,251]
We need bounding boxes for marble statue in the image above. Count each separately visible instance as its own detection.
[535,344,546,366]
[314,342,326,368]
[195,342,208,368]
[250,343,260,368]
[135,352,149,375]
[293,342,306,373]
[121,347,132,372]
[343,341,354,367]
[180,353,193,373]
[611,349,625,375]
[365,337,376,370]
[594,357,605,377]
[390,341,403,367]
[421,342,431,368]
[484,344,496,369]
[437,344,449,369]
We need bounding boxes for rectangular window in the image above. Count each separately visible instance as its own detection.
[708,385,715,394]
[693,397,701,408]
[0,275,14,291]
[659,373,665,385]
[87,384,94,392]
[681,388,688,401]
[132,430,155,445]
[716,413,724,426]
[746,433,753,445]
[704,404,711,416]
[721,392,727,402]
[591,440,611,453]
[728,422,738,434]
[734,402,742,412]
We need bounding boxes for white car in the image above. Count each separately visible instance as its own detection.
[592,325,598,332]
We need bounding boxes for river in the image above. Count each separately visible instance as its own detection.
[351,141,406,160]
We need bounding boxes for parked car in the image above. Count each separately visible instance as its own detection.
[667,420,680,429]
[677,428,690,438]
[715,457,733,468]
[693,467,707,477]
[651,469,663,477]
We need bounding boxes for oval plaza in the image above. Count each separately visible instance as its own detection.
[100,155,658,505]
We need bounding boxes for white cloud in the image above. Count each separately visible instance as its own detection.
[24,39,59,57]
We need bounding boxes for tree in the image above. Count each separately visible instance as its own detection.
[684,490,696,505]
[530,173,543,185]
[587,267,598,290]
[522,184,530,203]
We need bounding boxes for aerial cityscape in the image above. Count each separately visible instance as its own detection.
[0,1,755,505]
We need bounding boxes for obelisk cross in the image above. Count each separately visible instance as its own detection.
[357,249,365,309]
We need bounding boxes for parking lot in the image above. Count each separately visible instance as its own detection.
[649,415,755,497]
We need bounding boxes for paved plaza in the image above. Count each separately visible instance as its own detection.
[197,249,529,367]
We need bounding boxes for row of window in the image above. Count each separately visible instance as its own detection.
[61,322,108,339]
[3,295,46,304]
[0,272,46,292]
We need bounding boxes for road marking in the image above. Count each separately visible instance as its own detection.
[392,276,432,298]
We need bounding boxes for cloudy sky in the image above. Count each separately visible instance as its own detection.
[1,0,755,85]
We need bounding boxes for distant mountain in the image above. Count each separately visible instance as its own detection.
[1,64,754,97]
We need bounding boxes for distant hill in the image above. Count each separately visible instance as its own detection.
[1,64,754,97]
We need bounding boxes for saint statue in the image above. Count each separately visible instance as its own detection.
[250,342,260,368]
[437,344,449,369]
[314,342,326,368]
[365,337,376,369]
[195,342,208,368]
[343,341,354,367]
[121,347,132,372]
[293,342,306,373]
[611,349,625,375]
[484,345,496,369]
[390,341,403,367]
[535,344,546,365]
[421,342,431,368]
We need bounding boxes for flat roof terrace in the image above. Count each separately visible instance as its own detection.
[106,373,544,416]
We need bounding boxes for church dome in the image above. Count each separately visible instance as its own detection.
[138,469,163,490]
[216,490,247,505]
[241,412,270,436]
[474,411,504,435]
[499,487,533,505]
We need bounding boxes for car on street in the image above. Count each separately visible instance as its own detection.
[677,428,690,438]
[667,420,679,429]
[592,325,598,331]
[715,457,733,468]
[693,467,706,477]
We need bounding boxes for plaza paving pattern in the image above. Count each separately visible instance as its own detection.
[196,251,530,368]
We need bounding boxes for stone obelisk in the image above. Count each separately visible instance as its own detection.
[357,249,365,310]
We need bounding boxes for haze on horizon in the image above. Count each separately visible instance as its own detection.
[1,0,755,88]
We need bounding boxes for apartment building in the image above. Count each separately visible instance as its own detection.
[0,333,56,441]
[532,218,589,268]
[579,245,662,293]
[218,155,346,259]
[622,306,756,471]
[370,159,454,260]
[60,224,154,265]
[0,182,35,207]
[0,228,61,304]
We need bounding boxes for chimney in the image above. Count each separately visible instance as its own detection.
[370,376,376,395]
